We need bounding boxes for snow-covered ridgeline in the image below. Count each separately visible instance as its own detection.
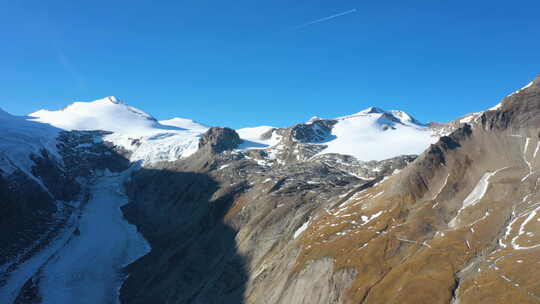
[317,108,437,161]
[508,81,534,97]
[29,97,204,165]
[236,107,438,161]
[26,97,439,164]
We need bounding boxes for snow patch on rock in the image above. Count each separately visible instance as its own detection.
[294,218,312,239]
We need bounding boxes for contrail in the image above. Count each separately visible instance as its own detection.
[293,9,357,29]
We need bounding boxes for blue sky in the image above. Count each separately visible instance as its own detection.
[1,0,539,128]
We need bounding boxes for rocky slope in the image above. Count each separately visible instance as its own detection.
[119,76,540,304]
[1,76,539,303]
[0,99,427,303]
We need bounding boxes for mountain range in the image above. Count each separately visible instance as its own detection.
[0,75,539,304]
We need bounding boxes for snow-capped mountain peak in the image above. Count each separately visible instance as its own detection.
[340,107,423,127]
[105,96,121,104]
[30,97,161,134]
[388,110,417,124]
[28,97,205,165]
[232,106,436,162]
[306,116,322,124]
[317,107,435,161]
[358,106,385,115]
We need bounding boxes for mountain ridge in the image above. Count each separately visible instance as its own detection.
[1,75,539,304]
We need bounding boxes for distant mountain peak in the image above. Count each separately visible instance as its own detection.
[306,116,322,124]
[388,110,424,126]
[104,96,122,104]
[359,106,385,114]
[29,97,159,133]
[340,107,424,126]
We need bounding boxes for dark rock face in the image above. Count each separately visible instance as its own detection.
[380,112,402,125]
[0,136,94,271]
[31,149,80,202]
[120,168,248,304]
[0,170,58,268]
[290,120,337,143]
[199,127,243,154]
[57,131,131,175]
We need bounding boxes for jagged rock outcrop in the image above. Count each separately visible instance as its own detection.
[289,119,337,143]
[199,127,243,154]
